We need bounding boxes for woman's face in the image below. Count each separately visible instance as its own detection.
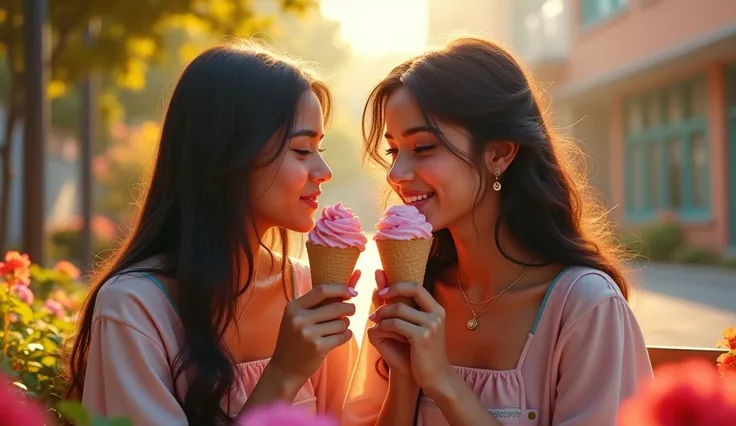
[250,90,332,234]
[383,86,493,231]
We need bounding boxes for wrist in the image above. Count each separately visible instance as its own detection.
[263,362,306,401]
[388,370,419,394]
[421,365,459,402]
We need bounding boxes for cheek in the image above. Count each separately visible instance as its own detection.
[415,156,467,193]
[251,158,307,206]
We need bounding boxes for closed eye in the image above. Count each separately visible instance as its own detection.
[293,148,325,156]
[414,145,436,153]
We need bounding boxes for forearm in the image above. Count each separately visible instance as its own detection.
[424,371,501,426]
[376,373,421,426]
[236,362,305,417]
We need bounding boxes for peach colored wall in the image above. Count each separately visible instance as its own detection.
[609,63,732,252]
[566,0,736,85]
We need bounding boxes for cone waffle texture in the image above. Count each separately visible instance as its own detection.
[306,242,361,286]
[375,237,433,286]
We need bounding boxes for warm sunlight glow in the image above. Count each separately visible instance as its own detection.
[320,0,428,55]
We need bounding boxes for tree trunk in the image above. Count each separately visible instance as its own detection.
[0,77,21,253]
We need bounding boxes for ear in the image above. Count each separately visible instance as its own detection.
[484,141,519,173]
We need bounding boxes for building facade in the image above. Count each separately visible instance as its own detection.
[430,0,736,254]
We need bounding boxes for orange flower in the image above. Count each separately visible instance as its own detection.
[0,251,31,285]
[54,261,80,280]
[718,327,736,351]
[718,352,736,376]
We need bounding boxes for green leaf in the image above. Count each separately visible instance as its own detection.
[25,360,44,372]
[56,400,93,426]
[105,417,135,426]
[41,355,58,367]
[12,302,34,323]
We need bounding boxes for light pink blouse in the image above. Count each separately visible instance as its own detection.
[343,267,654,425]
[82,258,357,426]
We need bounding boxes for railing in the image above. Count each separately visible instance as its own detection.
[647,345,727,370]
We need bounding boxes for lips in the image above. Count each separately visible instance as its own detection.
[300,191,320,209]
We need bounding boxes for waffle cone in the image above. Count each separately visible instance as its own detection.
[375,237,433,287]
[305,242,361,286]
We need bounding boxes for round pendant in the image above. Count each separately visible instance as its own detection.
[493,181,502,191]
[466,317,478,330]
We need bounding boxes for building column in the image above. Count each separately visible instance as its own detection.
[706,63,729,251]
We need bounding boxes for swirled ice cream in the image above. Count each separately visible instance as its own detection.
[374,205,434,304]
[373,205,432,241]
[308,203,368,251]
[306,203,366,286]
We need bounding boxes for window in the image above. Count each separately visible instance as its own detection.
[580,0,627,26]
[624,76,710,219]
[667,137,682,208]
[690,132,707,207]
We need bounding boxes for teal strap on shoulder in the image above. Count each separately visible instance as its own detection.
[140,272,179,315]
[530,267,570,335]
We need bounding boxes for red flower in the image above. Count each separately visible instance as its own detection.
[618,359,736,426]
[0,251,31,285]
[718,352,736,376]
[0,375,47,426]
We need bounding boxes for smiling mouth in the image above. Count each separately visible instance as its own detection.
[403,192,435,204]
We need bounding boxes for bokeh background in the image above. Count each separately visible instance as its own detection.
[1,0,735,350]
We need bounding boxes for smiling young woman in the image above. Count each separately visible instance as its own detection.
[343,37,653,426]
[65,42,360,426]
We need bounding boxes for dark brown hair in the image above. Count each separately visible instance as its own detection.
[65,42,331,425]
[363,37,629,378]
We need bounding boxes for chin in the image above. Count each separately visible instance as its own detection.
[287,218,316,234]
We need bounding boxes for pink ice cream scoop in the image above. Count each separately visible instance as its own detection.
[374,205,433,240]
[308,202,368,251]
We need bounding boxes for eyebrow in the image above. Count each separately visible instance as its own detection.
[288,129,324,140]
[384,125,438,140]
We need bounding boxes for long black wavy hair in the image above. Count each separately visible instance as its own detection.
[66,42,332,425]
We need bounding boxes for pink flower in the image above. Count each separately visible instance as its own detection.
[0,375,47,426]
[11,283,34,304]
[43,299,65,318]
[237,402,337,426]
[617,358,736,426]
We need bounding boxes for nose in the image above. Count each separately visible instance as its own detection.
[310,154,333,184]
[387,153,414,186]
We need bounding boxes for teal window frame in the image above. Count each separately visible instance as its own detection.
[624,76,711,223]
[727,65,736,245]
[580,0,628,27]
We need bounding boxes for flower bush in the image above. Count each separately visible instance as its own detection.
[0,250,132,425]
